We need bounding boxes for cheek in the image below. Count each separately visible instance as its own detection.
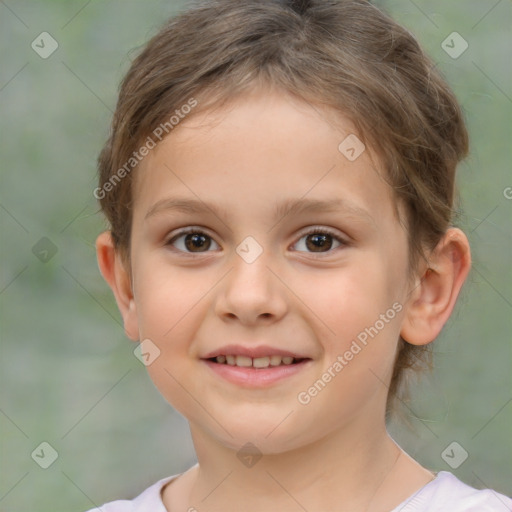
[311,254,405,387]
[133,256,205,339]
[319,261,400,337]
[132,260,210,408]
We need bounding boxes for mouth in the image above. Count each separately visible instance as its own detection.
[201,346,313,387]
[206,354,309,368]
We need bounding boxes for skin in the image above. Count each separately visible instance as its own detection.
[96,86,471,512]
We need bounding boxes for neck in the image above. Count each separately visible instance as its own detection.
[184,419,402,512]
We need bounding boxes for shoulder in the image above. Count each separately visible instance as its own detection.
[83,501,133,512]
[394,471,512,512]
[83,474,178,512]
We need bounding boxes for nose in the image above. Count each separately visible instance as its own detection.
[214,245,288,326]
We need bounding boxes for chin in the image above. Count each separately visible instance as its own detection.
[202,412,311,455]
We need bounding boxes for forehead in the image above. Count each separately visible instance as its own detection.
[132,89,399,227]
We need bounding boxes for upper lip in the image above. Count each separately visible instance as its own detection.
[201,344,310,360]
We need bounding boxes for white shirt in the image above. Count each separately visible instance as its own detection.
[86,470,512,511]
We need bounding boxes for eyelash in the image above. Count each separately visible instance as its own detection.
[165,226,348,257]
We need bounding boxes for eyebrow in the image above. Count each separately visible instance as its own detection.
[145,196,376,228]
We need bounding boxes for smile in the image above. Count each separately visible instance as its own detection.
[208,355,307,368]
[202,351,312,387]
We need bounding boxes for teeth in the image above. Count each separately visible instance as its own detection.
[253,356,270,368]
[213,355,300,368]
[235,355,252,367]
[270,355,282,366]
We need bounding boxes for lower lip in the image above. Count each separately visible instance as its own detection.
[202,359,312,387]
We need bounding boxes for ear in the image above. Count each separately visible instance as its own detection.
[95,231,139,341]
[400,227,471,345]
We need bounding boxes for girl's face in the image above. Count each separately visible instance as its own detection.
[127,88,413,453]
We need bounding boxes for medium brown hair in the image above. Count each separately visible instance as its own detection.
[96,0,469,416]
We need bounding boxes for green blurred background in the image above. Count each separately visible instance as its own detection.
[0,1,510,510]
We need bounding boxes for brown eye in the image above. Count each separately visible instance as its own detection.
[293,228,344,254]
[184,233,211,252]
[167,229,219,253]
[305,233,333,252]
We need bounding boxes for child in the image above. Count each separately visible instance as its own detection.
[90,0,512,510]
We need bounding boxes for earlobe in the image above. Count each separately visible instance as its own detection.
[95,231,139,341]
[400,228,471,346]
